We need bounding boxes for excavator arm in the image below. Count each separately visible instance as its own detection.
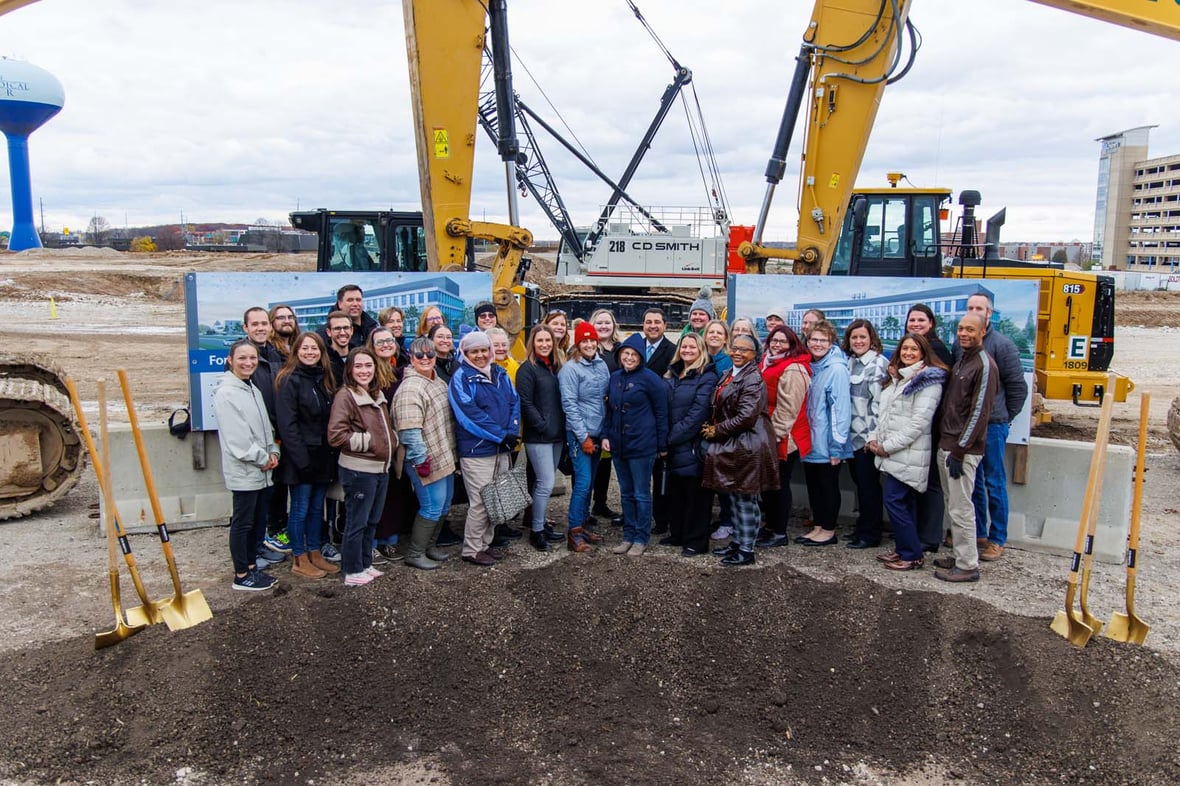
[739,0,1180,276]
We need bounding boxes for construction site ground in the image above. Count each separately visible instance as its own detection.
[0,249,1178,786]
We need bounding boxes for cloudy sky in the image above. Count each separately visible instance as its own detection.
[1,0,1177,243]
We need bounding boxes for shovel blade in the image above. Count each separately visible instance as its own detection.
[1050,609,1095,648]
[1081,611,1105,638]
[123,604,152,629]
[95,620,147,650]
[163,590,213,630]
[1104,612,1150,645]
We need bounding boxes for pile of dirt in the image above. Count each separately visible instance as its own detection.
[1,559,1177,786]
[1114,290,1180,329]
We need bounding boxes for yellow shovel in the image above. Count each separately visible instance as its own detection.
[1050,374,1115,647]
[66,377,166,628]
[1104,393,1151,645]
[117,369,212,629]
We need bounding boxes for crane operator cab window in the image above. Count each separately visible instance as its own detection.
[831,192,942,278]
[329,220,380,272]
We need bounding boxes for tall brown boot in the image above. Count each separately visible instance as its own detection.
[308,549,340,575]
[292,553,327,579]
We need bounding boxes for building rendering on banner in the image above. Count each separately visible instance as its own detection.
[281,276,466,331]
[787,282,994,344]
[1092,125,1180,272]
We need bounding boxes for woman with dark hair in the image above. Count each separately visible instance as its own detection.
[328,348,397,587]
[603,342,668,556]
[662,332,719,556]
[868,333,948,570]
[905,303,953,551]
[274,332,340,579]
[755,325,811,549]
[393,336,459,570]
[517,324,567,551]
[212,340,280,591]
[428,323,458,384]
[842,318,890,549]
[905,303,953,367]
[798,320,852,546]
[703,333,780,566]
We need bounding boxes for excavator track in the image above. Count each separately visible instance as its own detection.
[0,354,83,521]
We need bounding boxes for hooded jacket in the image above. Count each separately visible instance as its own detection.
[803,348,853,463]
[870,364,946,491]
[448,355,521,458]
[212,373,278,491]
[603,347,669,459]
[622,332,676,378]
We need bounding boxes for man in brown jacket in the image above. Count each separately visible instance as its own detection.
[933,313,999,582]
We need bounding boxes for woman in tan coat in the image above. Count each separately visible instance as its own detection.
[702,333,780,567]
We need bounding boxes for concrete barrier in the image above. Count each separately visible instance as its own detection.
[102,427,1131,564]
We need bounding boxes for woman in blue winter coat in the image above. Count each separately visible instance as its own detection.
[799,320,852,546]
[662,333,718,556]
[868,333,947,571]
[602,342,669,555]
[559,321,611,552]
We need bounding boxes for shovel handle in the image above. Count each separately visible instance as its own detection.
[1125,393,1150,611]
[117,369,185,596]
[1064,374,1115,595]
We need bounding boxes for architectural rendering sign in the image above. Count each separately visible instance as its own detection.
[728,275,1039,444]
[184,271,492,430]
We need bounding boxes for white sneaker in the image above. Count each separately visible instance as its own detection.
[363,566,384,578]
[710,526,733,541]
[344,572,374,587]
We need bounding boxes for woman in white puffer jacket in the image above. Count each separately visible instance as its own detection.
[866,333,947,571]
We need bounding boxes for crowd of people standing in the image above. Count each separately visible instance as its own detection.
[212,284,1025,591]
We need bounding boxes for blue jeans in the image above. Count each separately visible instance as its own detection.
[972,421,1010,545]
[339,467,389,575]
[566,431,600,530]
[525,442,562,532]
[405,461,454,522]
[286,482,327,556]
[882,474,922,562]
[614,454,655,545]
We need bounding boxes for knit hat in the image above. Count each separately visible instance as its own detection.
[474,301,496,319]
[458,330,490,352]
[766,307,785,321]
[689,287,715,320]
[573,321,598,345]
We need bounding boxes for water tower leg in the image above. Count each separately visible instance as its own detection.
[5,133,43,251]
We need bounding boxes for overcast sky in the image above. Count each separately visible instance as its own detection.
[1,0,1178,243]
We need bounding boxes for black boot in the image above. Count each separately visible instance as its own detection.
[720,549,755,567]
[435,519,462,547]
[529,530,552,552]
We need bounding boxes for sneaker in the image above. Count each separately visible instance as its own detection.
[233,569,276,592]
[710,526,733,541]
[255,550,286,568]
[376,544,404,562]
[363,566,384,578]
[263,534,291,555]
[320,543,342,563]
[344,572,375,587]
[275,530,292,548]
[371,548,390,566]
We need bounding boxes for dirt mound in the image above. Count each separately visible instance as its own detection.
[1,560,1177,786]
[1115,290,1180,329]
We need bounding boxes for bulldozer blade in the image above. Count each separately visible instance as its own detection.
[1104,611,1150,645]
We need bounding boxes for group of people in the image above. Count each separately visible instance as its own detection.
[212,283,1026,591]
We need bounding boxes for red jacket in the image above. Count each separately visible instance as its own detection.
[762,353,812,460]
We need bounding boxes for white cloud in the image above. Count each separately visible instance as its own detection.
[1,0,1178,244]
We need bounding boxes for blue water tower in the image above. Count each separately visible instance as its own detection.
[0,58,64,251]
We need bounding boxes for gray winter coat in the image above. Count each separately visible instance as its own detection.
[212,374,278,491]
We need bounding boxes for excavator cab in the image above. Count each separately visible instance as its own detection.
[290,209,438,273]
[830,188,950,278]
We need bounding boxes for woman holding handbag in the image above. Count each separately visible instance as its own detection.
[448,331,521,567]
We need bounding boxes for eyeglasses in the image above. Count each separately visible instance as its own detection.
[374,339,397,347]
[730,345,756,354]
[412,350,437,360]
[808,336,831,345]
[329,325,353,333]
[426,315,444,324]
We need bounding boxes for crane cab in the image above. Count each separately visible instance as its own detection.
[828,187,951,277]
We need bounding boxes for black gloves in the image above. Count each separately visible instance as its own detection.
[945,454,964,479]
[500,434,520,452]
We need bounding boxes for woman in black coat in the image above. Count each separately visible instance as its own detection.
[662,332,719,556]
[274,332,341,579]
[517,324,568,552]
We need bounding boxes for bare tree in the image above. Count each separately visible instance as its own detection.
[86,216,111,245]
